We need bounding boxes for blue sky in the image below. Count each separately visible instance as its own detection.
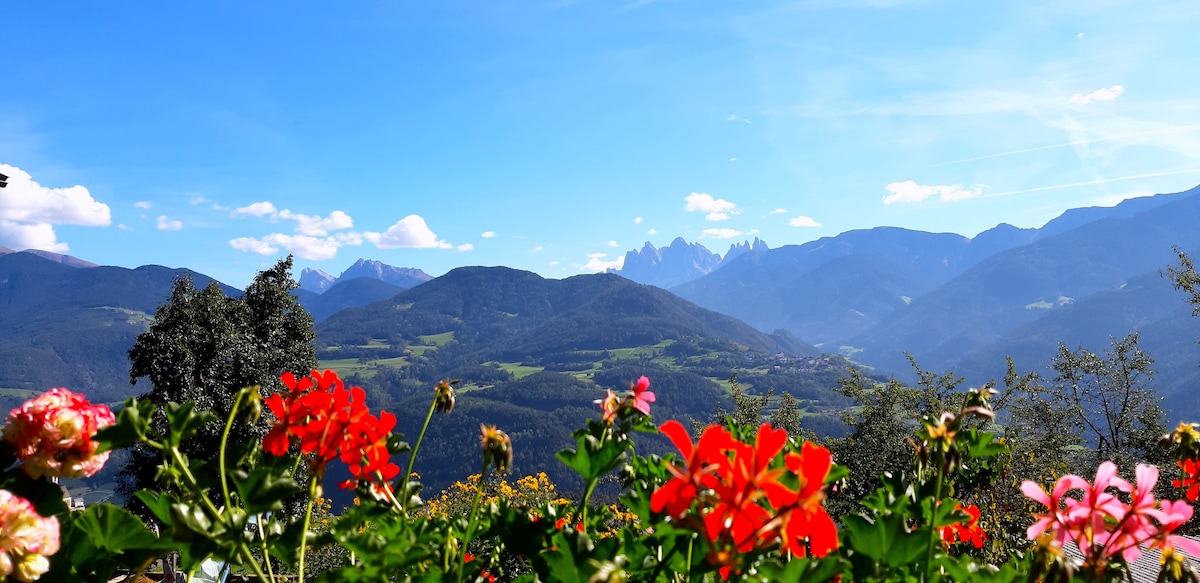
[3,1,1200,287]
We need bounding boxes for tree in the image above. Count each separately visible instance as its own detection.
[120,257,317,509]
[1165,246,1200,318]
[1048,332,1167,471]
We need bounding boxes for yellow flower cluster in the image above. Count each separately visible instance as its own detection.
[424,472,561,519]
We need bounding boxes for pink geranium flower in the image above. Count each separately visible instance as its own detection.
[3,388,115,479]
[628,376,655,416]
[0,489,59,582]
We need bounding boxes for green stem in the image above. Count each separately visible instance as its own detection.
[218,390,247,513]
[236,544,273,582]
[579,477,598,524]
[925,471,945,583]
[458,466,487,583]
[403,398,439,515]
[256,513,277,582]
[297,476,319,582]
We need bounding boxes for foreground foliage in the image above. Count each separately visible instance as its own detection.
[4,368,1200,582]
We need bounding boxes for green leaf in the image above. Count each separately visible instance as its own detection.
[843,513,929,568]
[234,466,301,515]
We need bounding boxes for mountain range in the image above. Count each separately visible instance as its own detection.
[299,259,432,294]
[4,185,1200,434]
[609,237,769,289]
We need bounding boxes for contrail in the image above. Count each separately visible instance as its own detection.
[978,168,1200,199]
[937,123,1200,166]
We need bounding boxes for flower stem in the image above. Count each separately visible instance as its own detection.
[458,467,487,583]
[218,389,247,513]
[403,398,439,515]
[925,471,945,583]
[297,475,320,582]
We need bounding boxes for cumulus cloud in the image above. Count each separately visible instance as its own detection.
[277,209,354,236]
[700,228,742,239]
[363,215,450,249]
[770,208,788,214]
[481,231,496,238]
[133,201,153,210]
[235,201,278,217]
[647,228,658,235]
[607,240,618,247]
[156,216,183,231]
[882,181,984,204]
[1070,85,1124,105]
[457,243,474,251]
[634,217,643,224]
[0,164,112,252]
[684,192,739,221]
[533,245,544,253]
[579,252,624,273]
[229,233,361,261]
[788,215,821,227]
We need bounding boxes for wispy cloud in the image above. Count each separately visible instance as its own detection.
[770,208,788,214]
[481,231,496,238]
[133,201,152,210]
[1070,85,1125,105]
[883,181,984,204]
[727,114,752,124]
[457,243,474,252]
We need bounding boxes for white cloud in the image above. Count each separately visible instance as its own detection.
[607,240,618,247]
[579,253,624,273]
[788,215,821,227]
[156,215,183,231]
[363,215,450,249]
[882,181,984,204]
[634,217,643,224]
[726,114,752,124]
[277,209,354,236]
[481,231,496,238]
[684,192,739,221]
[647,228,658,235]
[0,164,112,252]
[729,158,737,162]
[228,233,360,261]
[118,224,132,231]
[0,221,68,253]
[700,228,742,239]
[189,197,209,206]
[1070,85,1125,105]
[235,201,278,217]
[133,201,153,210]
[549,260,560,266]
[770,208,788,214]
[457,243,474,251]
[533,245,544,253]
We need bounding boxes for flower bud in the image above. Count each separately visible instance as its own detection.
[434,379,457,414]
